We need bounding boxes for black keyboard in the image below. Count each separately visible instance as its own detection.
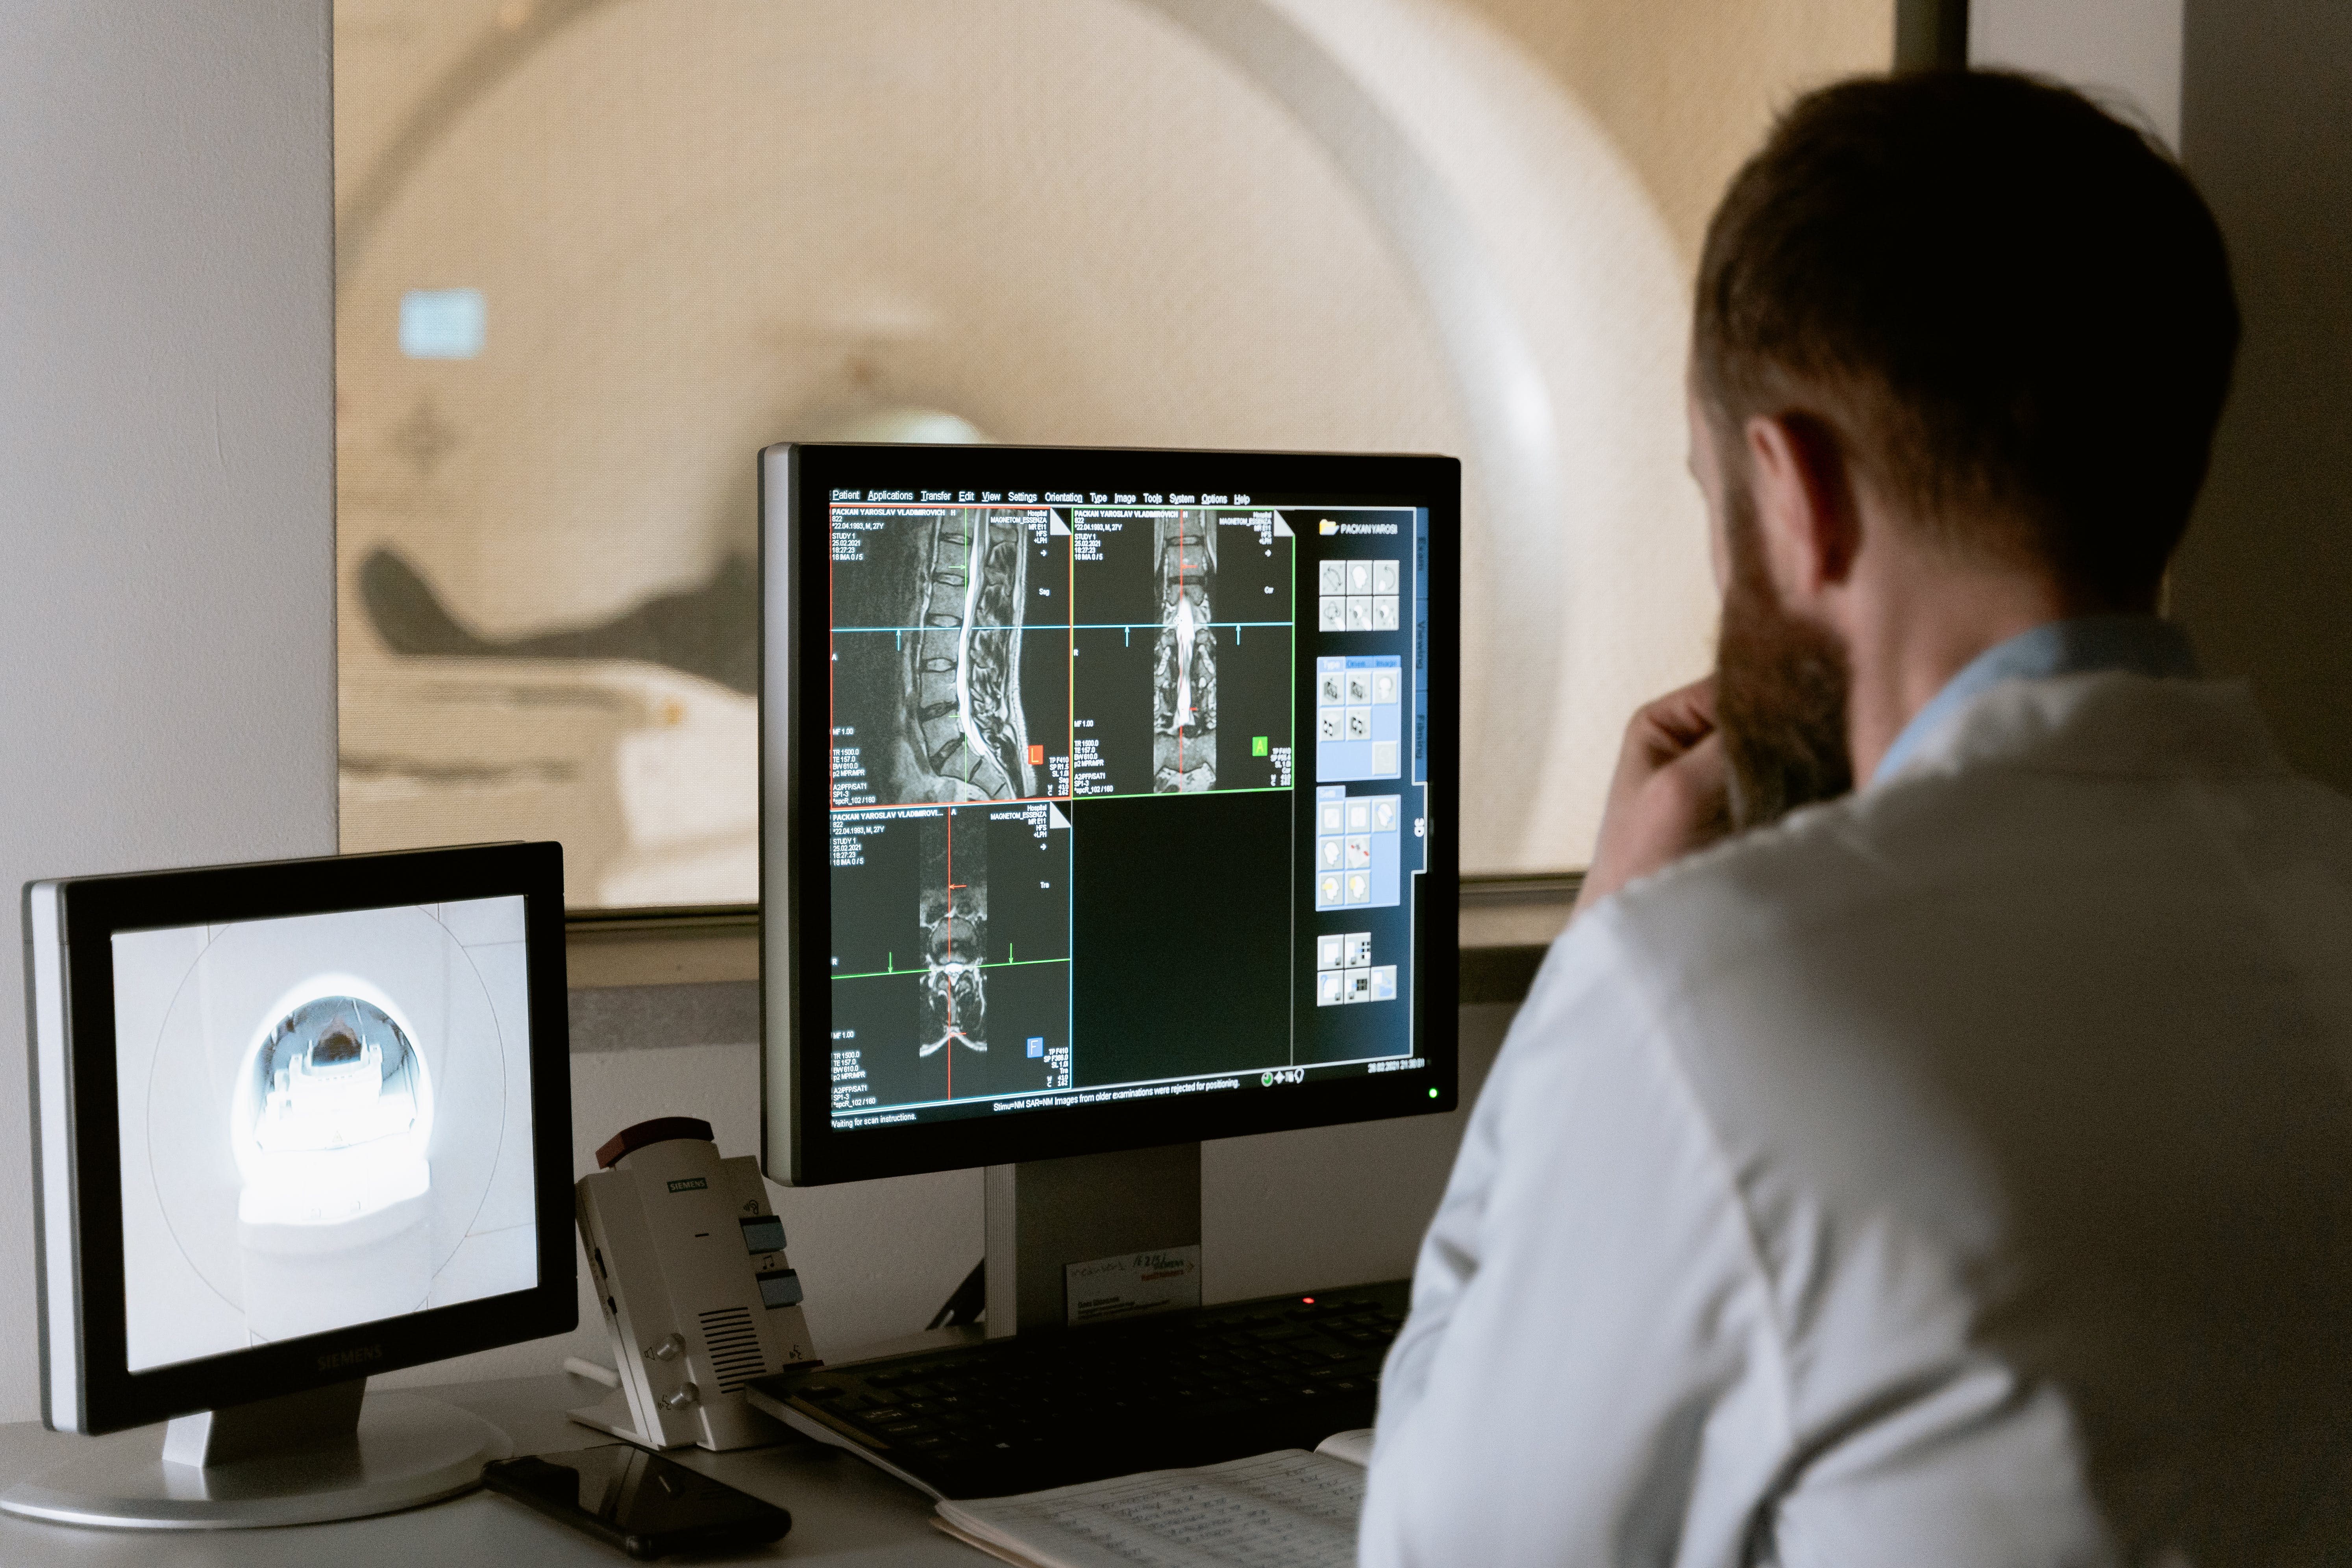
[746,1280,1408,1500]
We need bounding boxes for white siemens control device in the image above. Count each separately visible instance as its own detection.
[572,1118,818,1451]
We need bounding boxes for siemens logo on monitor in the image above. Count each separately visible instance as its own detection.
[315,1344,383,1373]
[667,1177,709,1193]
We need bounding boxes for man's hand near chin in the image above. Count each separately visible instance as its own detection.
[1571,677,1732,920]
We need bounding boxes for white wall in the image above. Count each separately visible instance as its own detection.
[2167,0,2352,799]
[1971,1,2352,800]
[0,2,338,1423]
[1971,0,2185,147]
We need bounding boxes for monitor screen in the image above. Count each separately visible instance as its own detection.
[767,446,1459,1183]
[109,898,537,1372]
[26,842,574,1435]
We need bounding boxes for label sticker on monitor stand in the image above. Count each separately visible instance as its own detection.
[1065,1246,1204,1327]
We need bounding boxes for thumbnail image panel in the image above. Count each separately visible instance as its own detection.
[1298,506,1417,644]
[827,802,1071,1111]
[1069,510,1292,797]
[1299,887,1418,1067]
[830,507,1071,808]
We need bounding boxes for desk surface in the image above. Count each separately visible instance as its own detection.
[0,1372,970,1564]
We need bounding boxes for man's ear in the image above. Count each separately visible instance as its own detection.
[1743,412,1860,598]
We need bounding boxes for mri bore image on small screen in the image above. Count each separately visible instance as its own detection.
[111,898,538,1371]
[248,996,424,1159]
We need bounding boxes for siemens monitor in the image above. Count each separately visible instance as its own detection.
[11,842,574,1529]
[761,444,1458,1324]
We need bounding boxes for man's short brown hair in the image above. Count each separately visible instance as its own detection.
[1694,71,2239,603]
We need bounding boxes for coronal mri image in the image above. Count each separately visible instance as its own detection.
[833,508,1068,807]
[1151,511,1218,792]
[918,811,988,1058]
[1067,509,1289,797]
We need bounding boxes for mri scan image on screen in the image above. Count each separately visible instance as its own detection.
[109,898,537,1372]
[829,507,1069,809]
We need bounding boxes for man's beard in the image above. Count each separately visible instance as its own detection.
[1714,479,1854,831]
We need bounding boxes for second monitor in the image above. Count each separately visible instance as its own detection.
[763,445,1459,1189]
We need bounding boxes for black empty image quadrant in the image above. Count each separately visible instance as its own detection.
[1068,790,1292,1089]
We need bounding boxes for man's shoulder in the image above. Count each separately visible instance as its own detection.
[1592,673,2352,994]
[1579,786,1921,998]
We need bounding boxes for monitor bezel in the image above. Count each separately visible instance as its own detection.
[26,842,576,1436]
[763,442,1461,1186]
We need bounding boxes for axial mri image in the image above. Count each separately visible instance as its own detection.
[916,810,988,1058]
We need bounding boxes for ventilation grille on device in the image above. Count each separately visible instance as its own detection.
[698,1307,768,1392]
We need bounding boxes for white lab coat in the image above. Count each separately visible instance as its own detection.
[1363,673,2352,1566]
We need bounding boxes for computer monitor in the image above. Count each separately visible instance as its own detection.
[11,842,574,1528]
[761,444,1458,1288]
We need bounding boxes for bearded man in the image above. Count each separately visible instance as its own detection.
[1361,72,2352,1566]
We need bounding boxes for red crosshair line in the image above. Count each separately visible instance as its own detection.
[944,807,955,1099]
[1177,524,1187,784]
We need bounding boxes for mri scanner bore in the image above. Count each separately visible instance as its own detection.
[235,993,435,1344]
[111,900,537,1371]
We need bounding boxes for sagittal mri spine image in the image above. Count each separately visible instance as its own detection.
[831,507,1070,809]
[1152,511,1218,792]
[910,511,1032,799]
[918,811,986,1057]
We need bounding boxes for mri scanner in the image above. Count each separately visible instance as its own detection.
[331,0,1713,903]
[234,983,436,1343]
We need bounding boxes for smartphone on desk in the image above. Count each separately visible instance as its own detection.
[484,1444,792,1560]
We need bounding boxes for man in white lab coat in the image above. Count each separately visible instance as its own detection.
[1362,72,2352,1566]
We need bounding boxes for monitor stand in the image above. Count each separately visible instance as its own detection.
[0,1378,512,1530]
[984,1141,1202,1337]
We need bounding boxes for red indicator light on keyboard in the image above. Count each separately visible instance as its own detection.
[1302,1297,1315,1304]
